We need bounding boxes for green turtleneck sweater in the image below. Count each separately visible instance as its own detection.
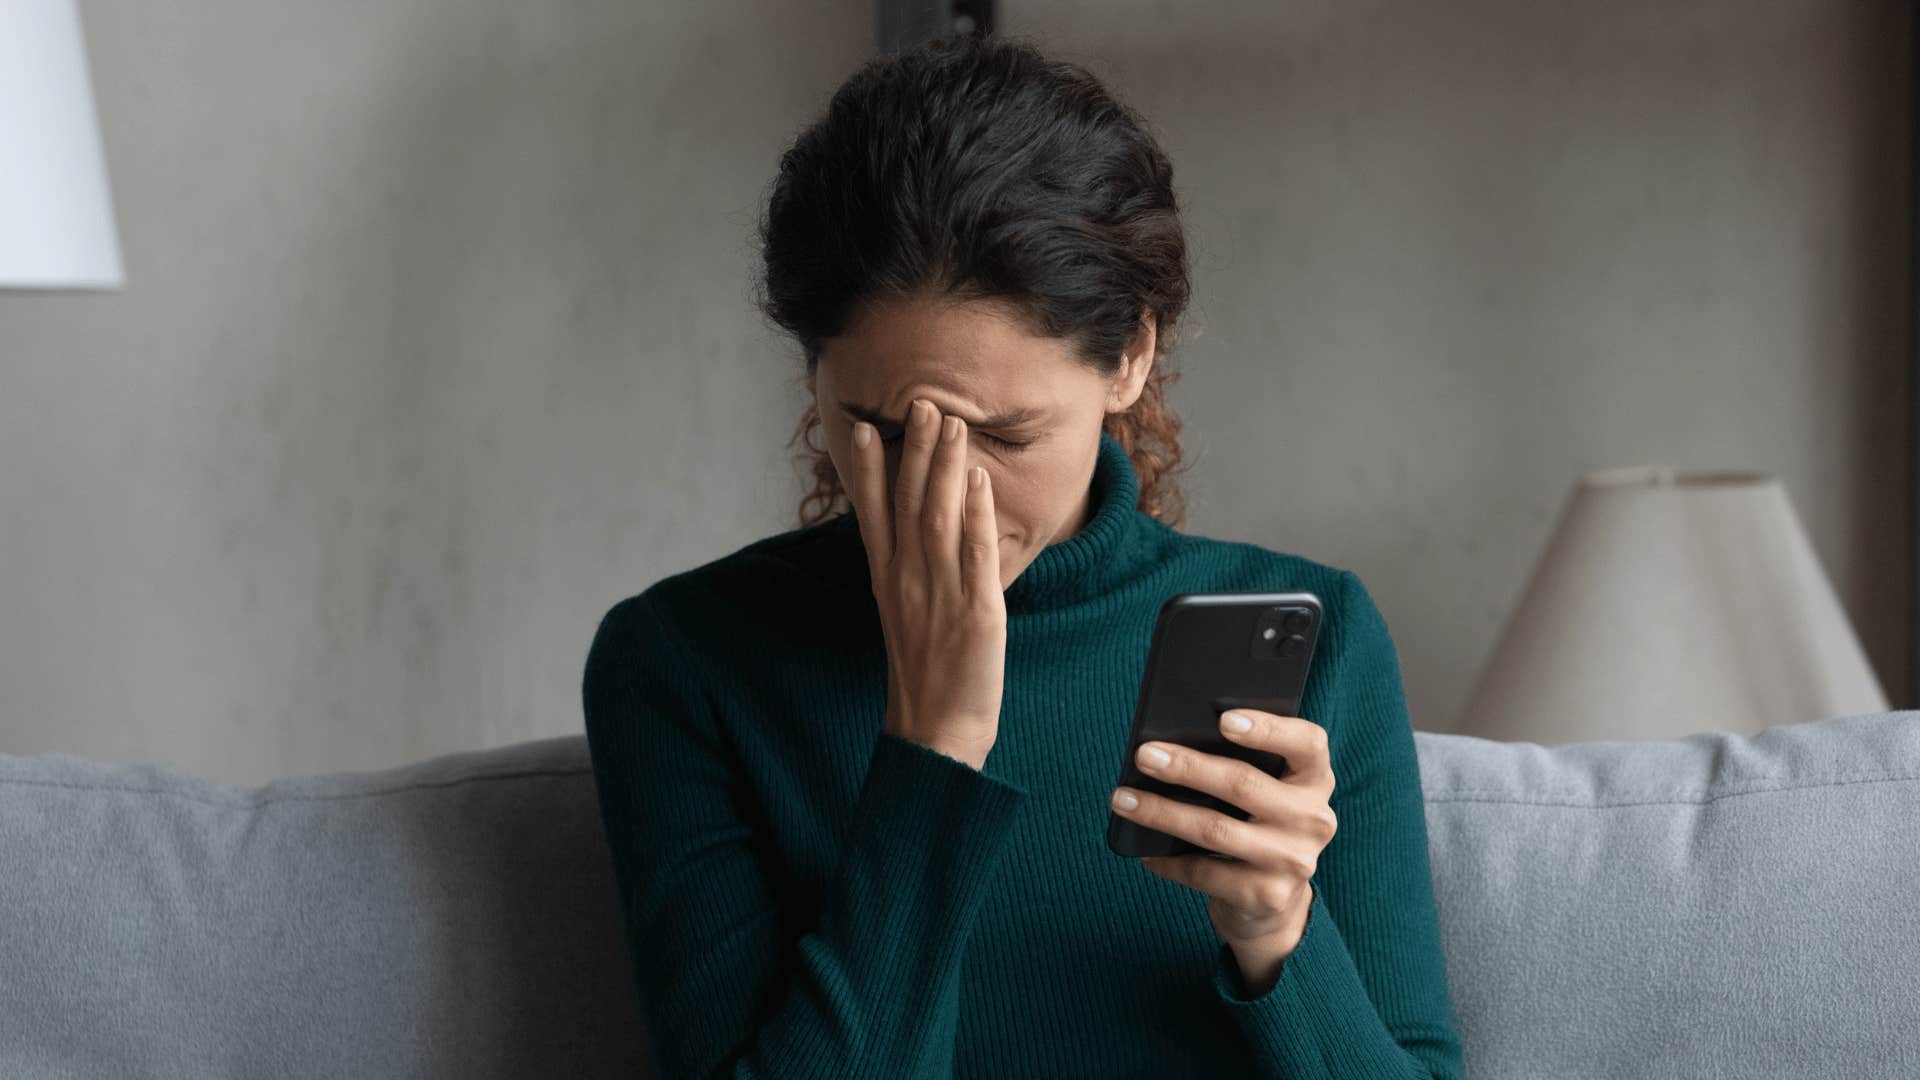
[581,430,1463,1079]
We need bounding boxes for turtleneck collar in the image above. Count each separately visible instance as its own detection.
[816,428,1168,616]
[1001,427,1162,613]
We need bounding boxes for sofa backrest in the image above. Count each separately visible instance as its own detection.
[5,711,1916,1079]
[0,735,652,1079]
[1413,709,1920,1080]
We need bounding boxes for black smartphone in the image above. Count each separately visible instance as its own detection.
[1106,591,1323,860]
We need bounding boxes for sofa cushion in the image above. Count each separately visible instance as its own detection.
[8,711,1917,1078]
[1412,709,1920,1079]
[0,735,652,1079]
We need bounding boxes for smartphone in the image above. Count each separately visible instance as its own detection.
[1106,591,1323,860]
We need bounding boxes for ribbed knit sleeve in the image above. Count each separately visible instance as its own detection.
[581,591,1030,1080]
[1209,570,1465,1079]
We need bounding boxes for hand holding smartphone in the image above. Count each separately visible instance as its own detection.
[1106,591,1322,859]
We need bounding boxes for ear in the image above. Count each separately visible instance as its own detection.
[1106,309,1158,414]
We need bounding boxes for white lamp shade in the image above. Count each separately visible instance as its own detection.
[0,0,124,289]
[1458,465,1889,744]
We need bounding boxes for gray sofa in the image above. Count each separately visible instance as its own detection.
[3,710,1916,1079]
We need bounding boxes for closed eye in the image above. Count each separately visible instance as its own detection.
[878,430,1031,452]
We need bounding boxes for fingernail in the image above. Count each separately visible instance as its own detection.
[913,400,934,427]
[970,466,983,489]
[853,422,871,449]
[1111,788,1138,811]
[1222,712,1251,733]
[1138,745,1170,769]
[943,415,961,442]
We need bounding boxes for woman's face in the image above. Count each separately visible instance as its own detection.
[813,293,1154,591]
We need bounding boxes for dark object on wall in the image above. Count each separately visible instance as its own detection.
[877,0,994,53]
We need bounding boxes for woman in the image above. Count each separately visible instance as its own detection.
[582,32,1463,1079]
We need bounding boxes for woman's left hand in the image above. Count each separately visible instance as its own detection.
[1109,708,1337,993]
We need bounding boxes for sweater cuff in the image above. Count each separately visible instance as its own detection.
[839,730,1030,930]
[864,729,1030,818]
[1211,886,1371,1077]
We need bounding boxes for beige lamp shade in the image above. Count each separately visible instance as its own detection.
[0,0,124,288]
[1456,464,1888,744]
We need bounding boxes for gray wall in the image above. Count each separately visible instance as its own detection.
[0,0,1908,785]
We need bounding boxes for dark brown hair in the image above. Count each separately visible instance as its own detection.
[754,33,1195,529]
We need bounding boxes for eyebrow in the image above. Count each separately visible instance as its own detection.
[838,400,1048,431]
